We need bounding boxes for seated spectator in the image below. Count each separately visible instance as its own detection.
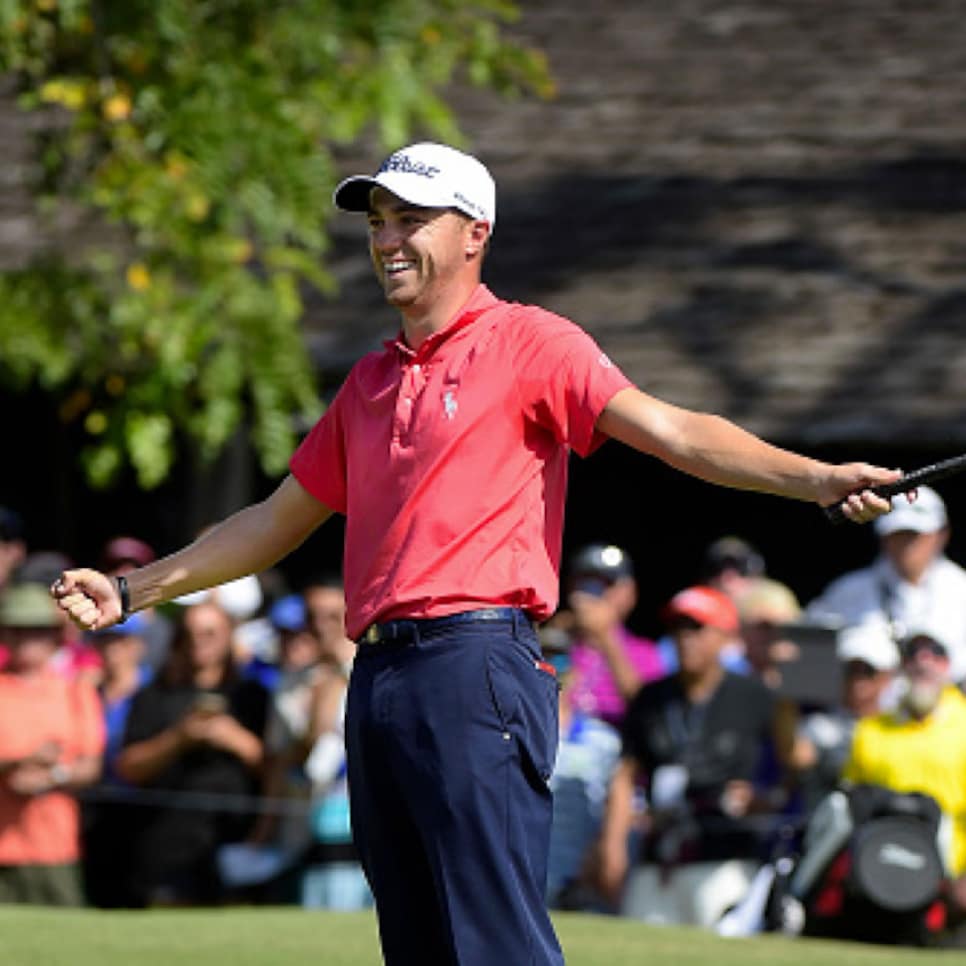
[540,625,622,910]
[557,544,668,728]
[100,536,174,672]
[115,599,269,905]
[785,623,966,943]
[841,624,966,879]
[789,620,899,813]
[806,487,966,684]
[81,615,153,907]
[594,585,789,928]
[0,584,104,906]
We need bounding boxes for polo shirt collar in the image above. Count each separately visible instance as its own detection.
[385,284,501,361]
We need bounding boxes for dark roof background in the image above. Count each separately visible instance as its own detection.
[309,0,966,448]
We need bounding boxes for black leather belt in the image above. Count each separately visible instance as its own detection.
[360,607,530,645]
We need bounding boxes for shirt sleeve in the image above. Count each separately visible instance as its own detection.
[289,381,350,514]
[513,308,634,457]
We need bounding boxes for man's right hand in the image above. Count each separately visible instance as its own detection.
[50,568,122,630]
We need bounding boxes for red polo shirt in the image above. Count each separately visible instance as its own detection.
[290,285,633,639]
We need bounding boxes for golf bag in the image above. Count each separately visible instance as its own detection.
[784,784,949,945]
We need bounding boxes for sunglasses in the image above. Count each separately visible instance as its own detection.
[667,616,710,633]
[902,637,948,660]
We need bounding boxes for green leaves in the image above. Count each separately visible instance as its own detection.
[0,0,552,488]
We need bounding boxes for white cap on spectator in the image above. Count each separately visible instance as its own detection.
[837,620,900,671]
[875,486,947,537]
[176,574,264,622]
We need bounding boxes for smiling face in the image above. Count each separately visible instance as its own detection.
[366,187,489,321]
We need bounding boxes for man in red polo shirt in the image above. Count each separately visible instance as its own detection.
[54,142,899,965]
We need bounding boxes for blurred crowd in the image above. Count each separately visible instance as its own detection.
[2,490,966,947]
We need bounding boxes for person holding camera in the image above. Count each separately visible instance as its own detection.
[115,599,269,905]
[559,543,668,730]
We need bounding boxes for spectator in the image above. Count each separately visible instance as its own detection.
[298,577,369,909]
[841,624,966,879]
[245,594,325,852]
[657,537,769,676]
[15,551,102,684]
[175,527,266,665]
[302,574,352,659]
[733,578,805,821]
[807,487,966,684]
[595,585,789,928]
[789,619,899,814]
[735,577,803,690]
[0,506,26,593]
[0,584,104,905]
[115,599,269,905]
[100,536,174,672]
[559,544,668,728]
[81,614,153,907]
[540,625,622,911]
[701,535,766,602]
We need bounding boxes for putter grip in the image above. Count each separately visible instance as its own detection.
[823,453,966,525]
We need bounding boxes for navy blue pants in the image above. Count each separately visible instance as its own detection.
[345,609,565,966]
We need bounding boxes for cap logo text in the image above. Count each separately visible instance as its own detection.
[380,153,441,179]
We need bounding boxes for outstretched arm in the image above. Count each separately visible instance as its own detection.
[54,474,333,630]
[598,388,900,522]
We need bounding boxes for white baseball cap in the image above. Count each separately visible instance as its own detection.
[837,620,900,671]
[874,485,948,537]
[333,142,496,228]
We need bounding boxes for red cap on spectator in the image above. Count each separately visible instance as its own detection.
[663,585,739,633]
[102,536,156,569]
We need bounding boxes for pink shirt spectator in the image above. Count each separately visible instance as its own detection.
[568,626,668,727]
[290,285,632,639]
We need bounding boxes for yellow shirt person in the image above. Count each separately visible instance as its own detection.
[843,685,966,875]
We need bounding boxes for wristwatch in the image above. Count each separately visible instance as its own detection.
[114,574,132,621]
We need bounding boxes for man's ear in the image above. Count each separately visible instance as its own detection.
[465,220,491,257]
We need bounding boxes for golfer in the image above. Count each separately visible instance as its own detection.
[53,142,899,965]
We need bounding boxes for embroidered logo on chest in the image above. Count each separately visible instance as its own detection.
[442,389,458,420]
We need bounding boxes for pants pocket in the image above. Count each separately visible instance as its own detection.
[485,638,559,790]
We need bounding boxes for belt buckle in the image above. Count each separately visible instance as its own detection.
[363,625,381,644]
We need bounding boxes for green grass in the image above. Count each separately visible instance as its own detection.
[0,906,960,966]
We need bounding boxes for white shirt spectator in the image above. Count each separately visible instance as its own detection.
[807,555,966,684]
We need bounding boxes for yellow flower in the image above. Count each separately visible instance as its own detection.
[126,263,151,291]
[103,93,132,122]
[40,79,86,110]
